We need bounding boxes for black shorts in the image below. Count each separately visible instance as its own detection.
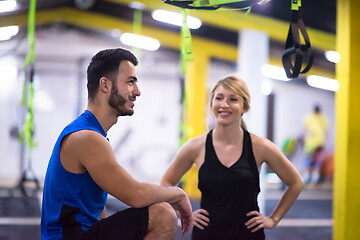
[62,207,149,240]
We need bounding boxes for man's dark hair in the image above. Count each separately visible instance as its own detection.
[87,48,138,99]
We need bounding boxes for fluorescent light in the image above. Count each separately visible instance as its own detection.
[306,75,339,92]
[34,90,55,112]
[110,29,122,38]
[324,50,340,63]
[0,64,17,99]
[261,64,291,81]
[128,1,146,10]
[261,79,272,96]
[0,25,19,41]
[152,10,202,29]
[0,0,17,13]
[0,64,17,80]
[120,33,160,51]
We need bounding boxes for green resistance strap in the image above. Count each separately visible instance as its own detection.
[169,0,273,165]
[133,8,142,63]
[282,0,314,78]
[164,0,271,12]
[179,9,192,154]
[20,0,37,153]
[170,0,272,69]
[178,80,190,147]
[180,8,194,74]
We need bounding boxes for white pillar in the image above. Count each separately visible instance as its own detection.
[237,29,269,214]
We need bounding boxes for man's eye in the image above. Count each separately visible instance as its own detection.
[215,97,222,100]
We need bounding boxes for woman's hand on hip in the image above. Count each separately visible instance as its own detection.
[192,209,210,230]
[245,211,277,232]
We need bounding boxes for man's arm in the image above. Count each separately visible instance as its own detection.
[61,129,192,234]
[99,207,106,220]
[62,130,189,207]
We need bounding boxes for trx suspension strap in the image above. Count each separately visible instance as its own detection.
[164,0,271,199]
[165,0,271,66]
[20,0,37,153]
[166,0,272,142]
[180,8,194,73]
[132,3,144,64]
[164,0,271,11]
[282,0,314,78]
[18,0,39,196]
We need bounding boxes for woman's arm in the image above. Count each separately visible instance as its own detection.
[161,136,205,187]
[246,136,304,232]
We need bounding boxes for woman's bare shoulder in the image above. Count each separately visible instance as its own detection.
[188,133,207,145]
[249,132,282,164]
[249,133,271,148]
[179,133,207,155]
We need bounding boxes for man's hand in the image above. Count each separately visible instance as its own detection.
[171,192,193,235]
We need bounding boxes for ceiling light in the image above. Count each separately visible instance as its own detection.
[0,0,17,13]
[152,10,202,29]
[306,75,339,92]
[261,79,272,96]
[0,64,17,99]
[120,33,160,51]
[324,50,340,63]
[110,29,122,38]
[128,1,146,10]
[0,25,19,41]
[261,64,291,81]
[34,90,55,112]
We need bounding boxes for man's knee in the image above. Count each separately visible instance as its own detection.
[148,202,177,229]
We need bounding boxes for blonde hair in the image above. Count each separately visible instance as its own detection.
[209,75,250,130]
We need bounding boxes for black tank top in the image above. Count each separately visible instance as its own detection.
[192,130,265,240]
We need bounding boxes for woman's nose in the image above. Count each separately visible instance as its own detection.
[220,99,229,107]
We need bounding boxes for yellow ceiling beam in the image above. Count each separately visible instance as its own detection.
[0,7,237,62]
[106,0,336,51]
[0,7,334,78]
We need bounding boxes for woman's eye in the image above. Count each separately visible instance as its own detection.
[231,98,238,102]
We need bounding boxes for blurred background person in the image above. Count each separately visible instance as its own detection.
[302,104,329,185]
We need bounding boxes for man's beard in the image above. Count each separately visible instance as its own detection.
[108,84,134,116]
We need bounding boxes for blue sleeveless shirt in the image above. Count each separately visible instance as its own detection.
[41,110,108,239]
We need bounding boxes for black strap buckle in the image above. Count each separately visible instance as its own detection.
[282,7,314,78]
[163,0,221,10]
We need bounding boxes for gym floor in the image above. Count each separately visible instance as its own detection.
[0,182,332,240]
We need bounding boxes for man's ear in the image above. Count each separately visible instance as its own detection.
[99,77,111,93]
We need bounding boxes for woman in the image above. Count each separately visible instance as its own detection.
[161,75,303,240]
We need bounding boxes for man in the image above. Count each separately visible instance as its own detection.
[302,104,328,184]
[41,48,193,240]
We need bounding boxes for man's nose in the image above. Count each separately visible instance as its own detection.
[134,84,141,96]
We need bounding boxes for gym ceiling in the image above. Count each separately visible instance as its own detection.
[0,0,336,78]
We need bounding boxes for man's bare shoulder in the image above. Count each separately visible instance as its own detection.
[64,129,106,146]
[61,130,110,161]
